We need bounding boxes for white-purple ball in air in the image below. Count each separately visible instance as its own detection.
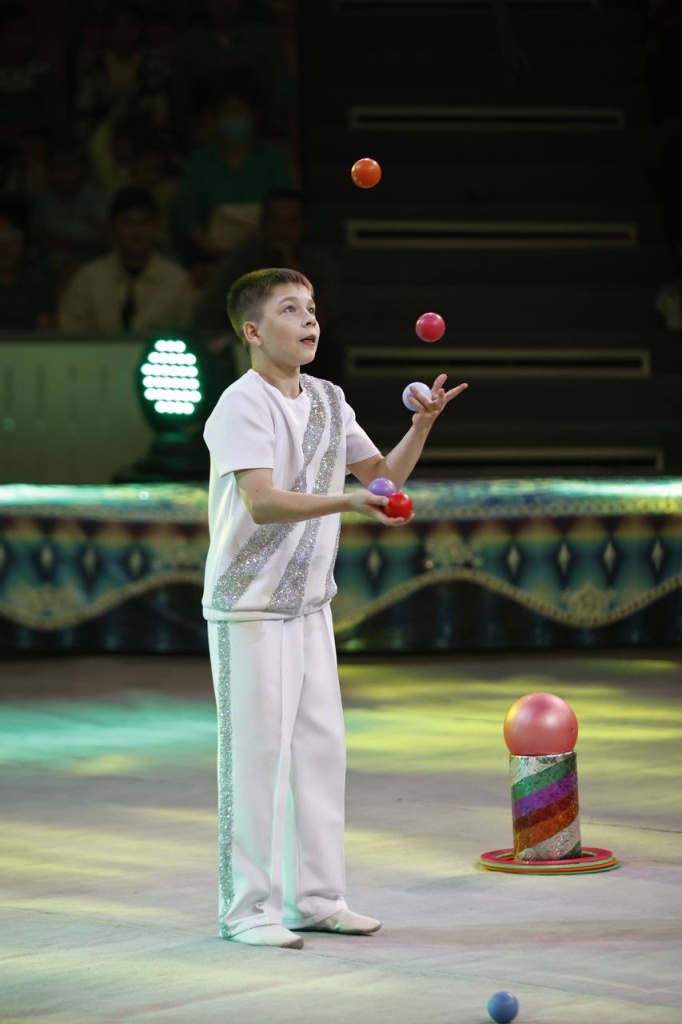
[402,381,432,411]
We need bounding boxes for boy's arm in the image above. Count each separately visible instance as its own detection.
[349,375,468,488]
[236,468,408,526]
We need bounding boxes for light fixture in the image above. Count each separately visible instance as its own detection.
[113,335,212,483]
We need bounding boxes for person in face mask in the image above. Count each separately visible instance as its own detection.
[175,80,295,278]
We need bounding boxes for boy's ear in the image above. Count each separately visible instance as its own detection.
[243,320,261,346]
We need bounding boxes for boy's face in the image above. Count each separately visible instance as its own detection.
[244,283,318,372]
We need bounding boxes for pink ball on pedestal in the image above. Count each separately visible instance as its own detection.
[503,692,579,755]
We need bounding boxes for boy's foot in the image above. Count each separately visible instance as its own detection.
[229,924,304,949]
[298,910,382,935]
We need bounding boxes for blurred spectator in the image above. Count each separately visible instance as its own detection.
[58,186,194,333]
[0,3,59,142]
[194,188,339,331]
[175,80,295,273]
[88,111,137,200]
[88,115,179,252]
[0,2,60,196]
[128,136,179,256]
[73,3,170,146]
[169,0,295,151]
[32,139,107,284]
[193,188,343,381]
[0,195,56,329]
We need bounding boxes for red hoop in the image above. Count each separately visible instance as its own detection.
[479,847,620,874]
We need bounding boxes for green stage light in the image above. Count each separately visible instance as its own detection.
[113,335,216,483]
[114,333,238,482]
[138,338,206,427]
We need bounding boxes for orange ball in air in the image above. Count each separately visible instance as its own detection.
[351,157,382,189]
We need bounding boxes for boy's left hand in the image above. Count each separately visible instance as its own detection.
[409,374,468,429]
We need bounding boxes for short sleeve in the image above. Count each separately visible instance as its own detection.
[204,385,276,477]
[338,387,381,473]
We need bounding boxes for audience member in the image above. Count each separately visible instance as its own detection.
[128,135,179,256]
[193,188,342,381]
[174,81,294,271]
[0,3,60,197]
[194,188,339,329]
[88,115,179,253]
[169,0,295,151]
[0,3,59,143]
[0,195,56,329]
[32,139,107,284]
[73,3,171,147]
[88,111,136,201]
[58,186,194,333]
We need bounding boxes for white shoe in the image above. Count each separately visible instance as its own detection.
[228,924,304,948]
[298,910,381,935]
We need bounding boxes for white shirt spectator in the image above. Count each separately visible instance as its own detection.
[58,251,194,333]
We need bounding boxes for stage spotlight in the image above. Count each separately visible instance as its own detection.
[114,334,234,483]
[139,337,206,428]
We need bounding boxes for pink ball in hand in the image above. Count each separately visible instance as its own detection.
[503,692,579,755]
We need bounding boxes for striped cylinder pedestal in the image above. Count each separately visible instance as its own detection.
[510,752,581,861]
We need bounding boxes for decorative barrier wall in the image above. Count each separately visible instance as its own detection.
[1,478,681,654]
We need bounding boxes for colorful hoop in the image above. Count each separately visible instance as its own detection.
[479,847,620,875]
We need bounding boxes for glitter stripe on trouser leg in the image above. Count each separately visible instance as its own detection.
[208,607,347,939]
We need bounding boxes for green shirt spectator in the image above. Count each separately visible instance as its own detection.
[174,83,295,268]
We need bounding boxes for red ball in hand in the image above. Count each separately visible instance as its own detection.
[385,490,413,519]
[351,157,382,189]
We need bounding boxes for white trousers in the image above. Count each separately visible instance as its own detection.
[207,604,348,937]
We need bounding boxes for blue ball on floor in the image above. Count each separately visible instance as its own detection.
[487,991,519,1023]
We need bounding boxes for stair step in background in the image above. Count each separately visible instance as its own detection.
[338,284,661,329]
[310,159,651,203]
[334,247,675,286]
[299,0,681,474]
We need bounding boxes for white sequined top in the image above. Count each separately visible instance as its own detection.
[202,369,380,621]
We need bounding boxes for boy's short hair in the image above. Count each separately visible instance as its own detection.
[227,268,313,349]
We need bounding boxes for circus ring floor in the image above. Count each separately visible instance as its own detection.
[1,648,680,1024]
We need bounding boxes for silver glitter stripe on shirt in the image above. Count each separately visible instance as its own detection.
[215,622,234,937]
[322,519,342,605]
[266,379,343,615]
[211,377,327,611]
[320,380,344,605]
